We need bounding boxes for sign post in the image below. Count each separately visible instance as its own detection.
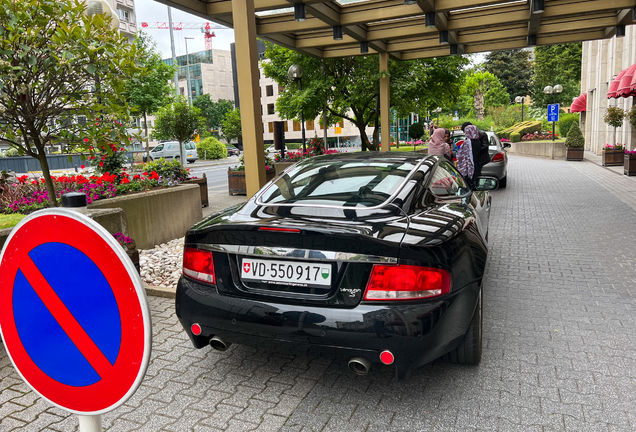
[0,208,152,431]
[548,103,560,142]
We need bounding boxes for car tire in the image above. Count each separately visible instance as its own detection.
[175,156,180,161]
[498,176,507,188]
[442,291,482,365]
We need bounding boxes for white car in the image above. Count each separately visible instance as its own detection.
[145,141,198,163]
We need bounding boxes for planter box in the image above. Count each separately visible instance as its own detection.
[507,142,567,159]
[565,147,584,161]
[182,174,209,207]
[88,184,202,249]
[274,162,295,175]
[602,149,624,166]
[625,154,636,176]
[228,168,276,195]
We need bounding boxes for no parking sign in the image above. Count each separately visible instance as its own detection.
[0,209,151,417]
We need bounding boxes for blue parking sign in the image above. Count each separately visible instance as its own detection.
[548,104,559,122]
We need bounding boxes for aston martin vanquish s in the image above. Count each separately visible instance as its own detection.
[176,153,498,380]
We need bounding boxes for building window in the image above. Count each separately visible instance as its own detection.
[116,8,130,22]
[306,120,314,131]
[267,103,275,115]
[268,122,274,133]
[293,121,301,131]
[266,85,274,97]
[284,122,289,132]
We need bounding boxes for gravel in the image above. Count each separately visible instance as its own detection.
[139,237,184,289]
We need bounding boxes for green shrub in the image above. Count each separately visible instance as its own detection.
[144,158,189,181]
[197,137,228,160]
[439,118,495,132]
[5,147,20,157]
[408,122,425,140]
[487,105,523,130]
[510,132,521,143]
[558,113,579,138]
[565,122,585,148]
[497,121,541,139]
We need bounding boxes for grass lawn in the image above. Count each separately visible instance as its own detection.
[0,214,25,229]
[390,145,428,152]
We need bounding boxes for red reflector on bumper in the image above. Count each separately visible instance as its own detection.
[380,350,394,365]
[259,227,301,233]
[191,323,202,335]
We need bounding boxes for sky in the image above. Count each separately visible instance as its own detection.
[134,0,236,59]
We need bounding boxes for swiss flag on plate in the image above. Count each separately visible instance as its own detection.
[243,263,251,273]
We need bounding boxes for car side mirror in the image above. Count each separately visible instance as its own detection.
[503,143,511,148]
[474,176,499,191]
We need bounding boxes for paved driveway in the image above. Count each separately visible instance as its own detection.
[2,155,636,431]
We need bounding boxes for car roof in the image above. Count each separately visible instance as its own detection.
[309,151,433,165]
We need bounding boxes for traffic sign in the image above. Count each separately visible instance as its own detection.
[548,104,560,122]
[334,127,342,134]
[0,209,151,415]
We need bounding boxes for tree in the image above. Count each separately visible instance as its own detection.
[0,0,139,206]
[531,43,582,108]
[484,49,533,102]
[564,121,584,148]
[221,109,242,144]
[462,70,509,120]
[262,43,467,151]
[193,95,234,132]
[125,32,177,162]
[153,97,206,165]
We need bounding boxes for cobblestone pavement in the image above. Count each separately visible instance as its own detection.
[2,155,636,431]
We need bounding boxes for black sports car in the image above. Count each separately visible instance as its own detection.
[176,153,498,380]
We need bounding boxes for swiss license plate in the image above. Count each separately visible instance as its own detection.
[240,258,332,288]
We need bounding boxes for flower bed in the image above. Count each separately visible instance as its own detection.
[521,131,560,141]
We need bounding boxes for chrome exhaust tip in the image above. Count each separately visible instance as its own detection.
[209,336,231,352]
[347,357,371,376]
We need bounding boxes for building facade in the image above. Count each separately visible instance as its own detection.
[105,0,137,42]
[582,28,636,154]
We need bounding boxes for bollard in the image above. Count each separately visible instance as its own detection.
[74,164,78,173]
[61,192,87,210]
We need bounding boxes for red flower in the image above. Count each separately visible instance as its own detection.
[80,164,85,169]
[99,162,104,167]
[120,178,130,184]
[83,138,89,143]
[133,175,140,180]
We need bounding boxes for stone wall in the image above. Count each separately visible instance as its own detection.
[88,184,202,249]
[506,142,567,159]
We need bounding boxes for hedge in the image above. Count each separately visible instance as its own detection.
[510,132,521,143]
[497,121,541,140]
[558,113,580,138]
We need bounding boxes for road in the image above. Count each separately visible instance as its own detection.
[186,157,240,193]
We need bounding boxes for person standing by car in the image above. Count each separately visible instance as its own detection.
[456,133,474,183]
[427,128,451,159]
[461,122,489,179]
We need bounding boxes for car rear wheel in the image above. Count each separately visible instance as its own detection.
[175,156,180,161]
[498,176,507,188]
[442,291,482,365]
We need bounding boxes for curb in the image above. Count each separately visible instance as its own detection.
[143,281,176,299]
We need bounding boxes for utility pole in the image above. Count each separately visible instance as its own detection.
[167,7,179,96]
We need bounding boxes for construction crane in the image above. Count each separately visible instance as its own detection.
[140,22,227,50]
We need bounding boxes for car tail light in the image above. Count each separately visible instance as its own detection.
[183,247,215,284]
[364,265,450,301]
[491,152,505,162]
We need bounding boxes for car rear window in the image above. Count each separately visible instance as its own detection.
[259,160,417,208]
[185,142,196,150]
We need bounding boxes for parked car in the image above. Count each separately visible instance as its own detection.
[451,130,509,188]
[143,141,198,163]
[226,145,240,157]
[176,153,498,380]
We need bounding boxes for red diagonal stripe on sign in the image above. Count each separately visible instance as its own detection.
[19,256,114,378]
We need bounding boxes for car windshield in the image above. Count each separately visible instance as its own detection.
[259,159,417,208]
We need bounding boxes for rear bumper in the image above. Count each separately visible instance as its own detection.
[481,161,506,179]
[175,277,480,380]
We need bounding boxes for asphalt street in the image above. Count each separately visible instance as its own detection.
[187,157,240,194]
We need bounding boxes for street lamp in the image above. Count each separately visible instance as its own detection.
[515,96,526,122]
[288,64,306,153]
[434,107,442,126]
[543,84,563,141]
[184,37,194,106]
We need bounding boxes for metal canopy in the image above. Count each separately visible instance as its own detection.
[157,0,635,59]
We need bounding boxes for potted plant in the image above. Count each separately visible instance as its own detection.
[604,106,625,146]
[602,144,625,166]
[625,150,636,176]
[228,153,276,195]
[564,121,584,161]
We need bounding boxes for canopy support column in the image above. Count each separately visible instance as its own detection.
[380,52,390,152]
[232,0,265,196]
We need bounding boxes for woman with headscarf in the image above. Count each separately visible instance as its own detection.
[427,127,452,159]
[465,125,486,180]
[456,130,474,183]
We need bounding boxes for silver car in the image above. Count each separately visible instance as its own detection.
[451,131,509,188]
